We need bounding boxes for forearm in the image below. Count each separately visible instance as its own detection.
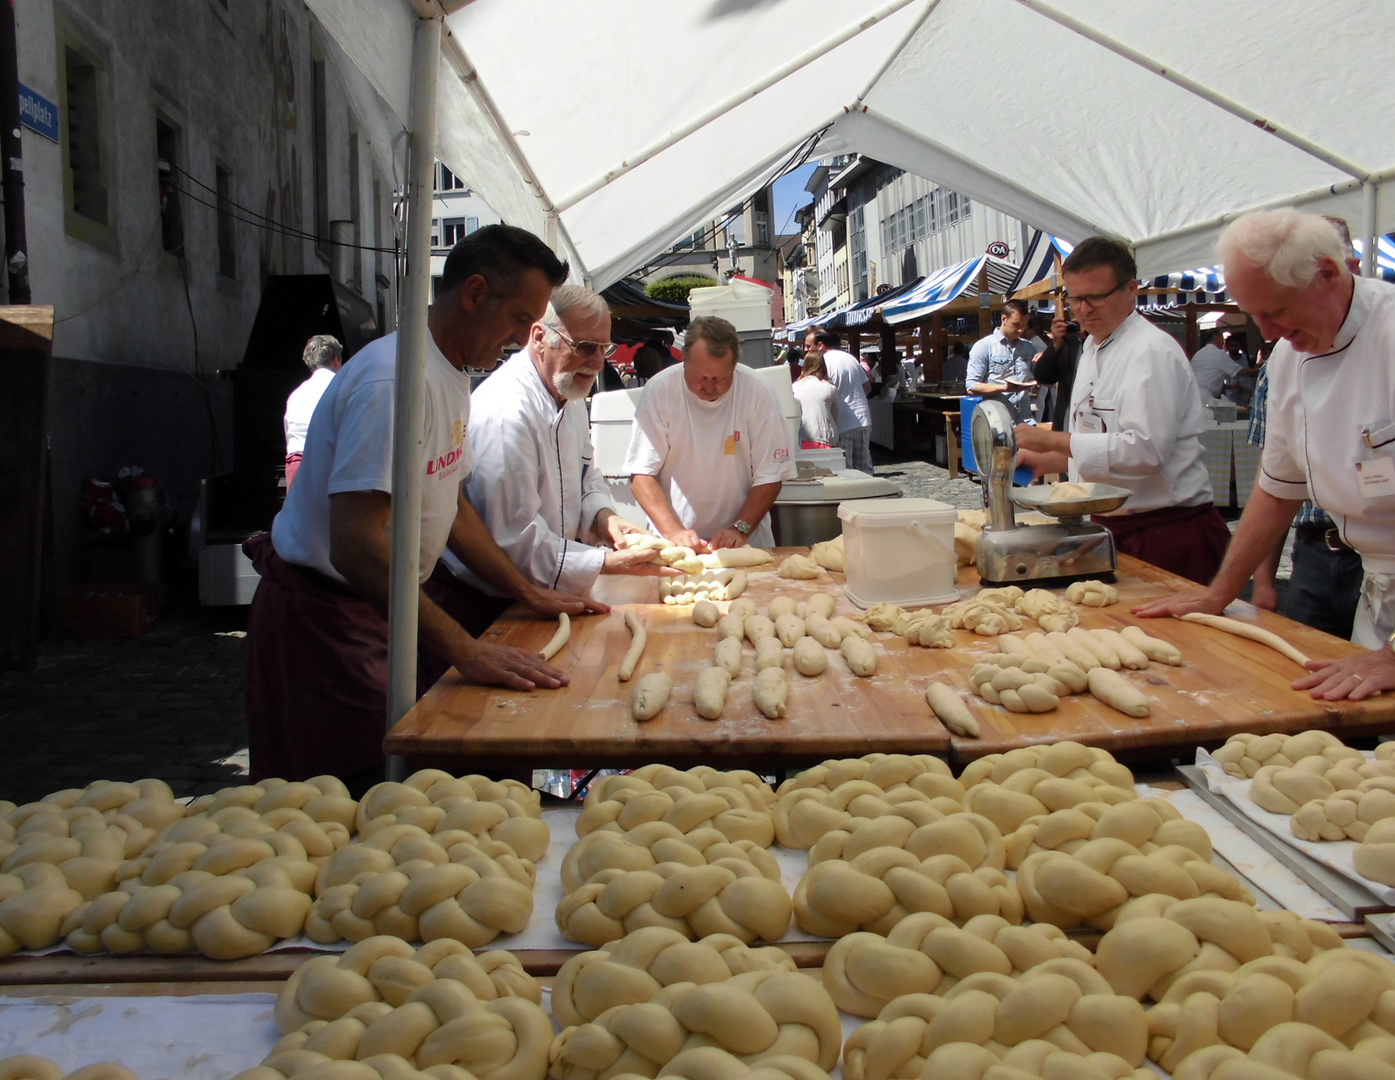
[1208,488,1301,601]
[446,496,540,602]
[631,474,685,536]
[969,382,1008,395]
[734,482,783,531]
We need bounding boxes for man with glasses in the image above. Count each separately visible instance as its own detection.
[1014,236,1229,583]
[428,285,670,640]
[627,316,796,550]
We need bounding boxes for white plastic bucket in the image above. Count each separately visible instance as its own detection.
[687,277,775,333]
[838,497,959,608]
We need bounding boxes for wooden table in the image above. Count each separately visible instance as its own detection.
[387,551,1395,775]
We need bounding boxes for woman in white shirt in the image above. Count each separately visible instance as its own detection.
[792,351,840,448]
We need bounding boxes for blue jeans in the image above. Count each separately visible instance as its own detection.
[1287,529,1363,640]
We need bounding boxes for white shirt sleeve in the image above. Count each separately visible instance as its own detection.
[623,386,669,477]
[1256,354,1311,502]
[579,425,617,533]
[746,381,798,487]
[1069,345,1196,482]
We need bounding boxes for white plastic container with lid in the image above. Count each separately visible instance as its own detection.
[751,362,800,455]
[687,276,775,333]
[838,497,960,609]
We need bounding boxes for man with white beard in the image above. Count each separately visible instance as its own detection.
[427,285,667,638]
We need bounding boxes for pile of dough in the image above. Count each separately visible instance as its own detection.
[942,598,1022,635]
[556,854,792,947]
[1291,780,1395,841]
[1017,834,1254,931]
[1096,894,1344,1002]
[841,960,1150,1080]
[968,655,1089,713]
[958,742,1137,834]
[773,755,965,848]
[661,568,748,605]
[275,935,539,1033]
[355,771,548,862]
[809,535,844,571]
[777,553,821,580]
[560,821,781,893]
[1002,797,1213,870]
[857,602,955,647]
[1213,729,1385,779]
[1014,588,1079,632]
[823,910,1094,1017]
[1050,481,1093,501]
[576,767,775,844]
[1144,949,1395,1072]
[793,844,1022,938]
[605,1048,834,1080]
[548,970,842,1079]
[954,520,979,567]
[1066,580,1119,606]
[0,1060,140,1080]
[1168,1022,1395,1080]
[250,979,551,1080]
[551,925,795,1026]
[305,824,535,947]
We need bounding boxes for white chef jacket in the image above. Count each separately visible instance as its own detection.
[271,331,473,585]
[283,367,337,454]
[1067,311,1213,515]
[442,348,615,597]
[623,364,797,549]
[1259,276,1395,646]
[822,348,871,433]
[1190,343,1239,400]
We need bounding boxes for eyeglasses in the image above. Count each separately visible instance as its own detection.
[553,328,618,359]
[1063,279,1128,310]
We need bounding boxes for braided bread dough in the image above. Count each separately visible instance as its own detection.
[1014,588,1079,632]
[807,805,1005,870]
[773,755,964,848]
[1291,780,1395,841]
[356,772,547,862]
[607,1049,833,1080]
[575,768,774,844]
[958,742,1136,834]
[823,910,1094,1017]
[1003,797,1212,870]
[1355,817,1395,885]
[901,611,954,648]
[551,926,795,1027]
[276,936,540,1033]
[561,822,781,893]
[1170,1022,1395,1080]
[777,554,820,580]
[0,1060,140,1080]
[943,599,1022,635]
[1213,730,1372,780]
[841,959,1149,1080]
[548,970,842,1078]
[661,568,748,605]
[1067,580,1118,607]
[257,978,551,1080]
[1251,752,1395,816]
[968,656,1088,713]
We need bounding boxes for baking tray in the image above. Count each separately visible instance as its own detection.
[1176,764,1391,921]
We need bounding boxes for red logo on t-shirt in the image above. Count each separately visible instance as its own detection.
[774,448,789,462]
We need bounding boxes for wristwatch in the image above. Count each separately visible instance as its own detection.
[731,519,753,537]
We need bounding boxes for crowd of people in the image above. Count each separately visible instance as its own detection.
[246,208,1395,787]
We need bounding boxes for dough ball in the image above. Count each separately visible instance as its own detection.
[778,554,821,580]
[692,600,720,628]
[792,637,828,677]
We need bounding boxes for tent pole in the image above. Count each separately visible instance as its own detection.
[1363,181,1377,279]
[385,11,443,783]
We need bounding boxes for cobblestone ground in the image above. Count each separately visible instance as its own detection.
[0,450,1289,802]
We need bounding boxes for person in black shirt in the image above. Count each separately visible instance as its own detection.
[1032,311,1083,431]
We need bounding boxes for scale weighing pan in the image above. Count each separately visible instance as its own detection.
[1010,482,1133,519]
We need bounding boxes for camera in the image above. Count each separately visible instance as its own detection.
[1066,321,1081,335]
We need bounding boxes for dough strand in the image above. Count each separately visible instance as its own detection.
[540,613,570,660]
[1177,611,1312,667]
[617,610,646,681]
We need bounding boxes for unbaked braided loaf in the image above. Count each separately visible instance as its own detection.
[548,970,842,1079]
[603,1048,831,1080]
[822,910,1094,1017]
[1171,1022,1395,1080]
[1003,797,1213,870]
[1291,779,1395,841]
[307,824,535,947]
[355,771,548,863]
[561,822,780,894]
[552,926,796,1027]
[0,1058,141,1080]
[1096,895,1343,1002]
[1251,754,1395,817]
[960,745,1137,836]
[1213,730,1391,781]
[556,854,792,948]
[1146,949,1395,1072]
[1355,817,1395,886]
[840,959,1149,1080]
[276,935,540,1034]
[806,804,1005,870]
[188,775,358,832]
[576,772,775,848]
[257,979,551,1080]
[233,1053,481,1080]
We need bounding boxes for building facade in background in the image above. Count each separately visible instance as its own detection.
[8,0,398,585]
[429,161,501,298]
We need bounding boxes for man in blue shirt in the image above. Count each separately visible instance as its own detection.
[967,299,1038,423]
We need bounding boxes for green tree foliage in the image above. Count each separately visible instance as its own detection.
[644,275,716,304]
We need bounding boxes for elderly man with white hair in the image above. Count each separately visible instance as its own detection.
[427,285,668,639]
[1139,207,1395,702]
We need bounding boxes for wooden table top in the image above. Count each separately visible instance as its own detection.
[387,550,1395,772]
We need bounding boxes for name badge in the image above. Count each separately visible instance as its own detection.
[1076,412,1106,435]
[1356,456,1395,498]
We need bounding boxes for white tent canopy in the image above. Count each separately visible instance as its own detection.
[308,0,1395,288]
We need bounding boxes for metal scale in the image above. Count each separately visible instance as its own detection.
[971,399,1132,585]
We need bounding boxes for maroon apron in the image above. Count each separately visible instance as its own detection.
[243,532,391,782]
[419,561,513,688]
[1092,503,1231,585]
[284,453,303,488]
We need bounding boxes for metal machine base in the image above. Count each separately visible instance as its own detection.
[976,522,1117,586]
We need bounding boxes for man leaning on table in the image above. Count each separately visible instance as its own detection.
[626,315,796,551]
[1013,237,1231,585]
[1139,207,1395,703]
[425,285,674,643]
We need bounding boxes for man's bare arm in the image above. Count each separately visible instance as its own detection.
[709,481,783,549]
[631,473,705,551]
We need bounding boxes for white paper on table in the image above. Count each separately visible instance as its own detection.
[0,993,277,1080]
[1136,784,1342,921]
[1195,747,1395,904]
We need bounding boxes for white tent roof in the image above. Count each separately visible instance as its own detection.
[307,0,1395,291]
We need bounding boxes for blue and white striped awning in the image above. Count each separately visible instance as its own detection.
[1137,266,1229,309]
[1354,235,1395,282]
[838,276,926,327]
[880,255,1020,325]
[1007,232,1074,295]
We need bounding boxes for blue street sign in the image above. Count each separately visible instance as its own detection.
[19,84,59,143]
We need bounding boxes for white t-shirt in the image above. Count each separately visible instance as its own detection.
[271,331,474,585]
[283,367,336,454]
[1067,311,1213,514]
[1190,343,1239,400]
[822,348,871,432]
[792,376,840,446]
[622,364,796,549]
